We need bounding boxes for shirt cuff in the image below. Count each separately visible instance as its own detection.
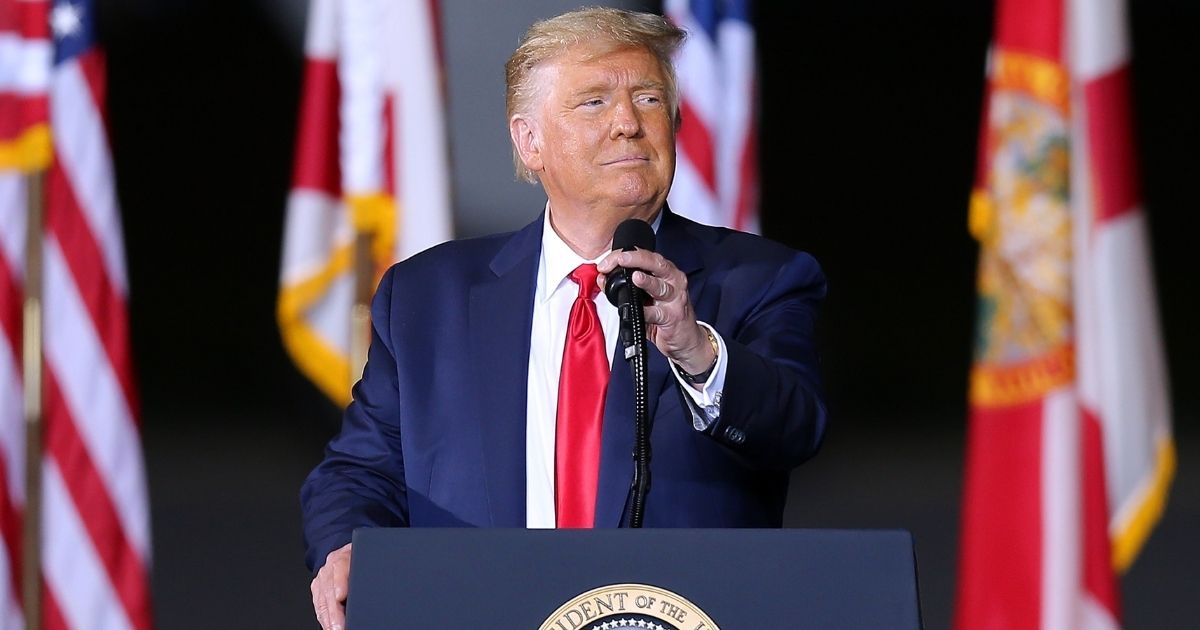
[669,321,727,431]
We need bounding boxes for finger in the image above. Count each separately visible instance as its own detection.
[324,578,345,630]
[313,576,331,629]
[327,563,348,630]
[596,249,624,273]
[632,270,671,301]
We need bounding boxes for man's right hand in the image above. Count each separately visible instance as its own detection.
[311,543,352,630]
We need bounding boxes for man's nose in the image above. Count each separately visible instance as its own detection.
[609,98,642,139]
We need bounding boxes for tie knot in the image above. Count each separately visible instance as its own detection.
[569,263,601,300]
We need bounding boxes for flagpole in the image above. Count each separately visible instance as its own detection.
[22,169,45,630]
[350,231,373,389]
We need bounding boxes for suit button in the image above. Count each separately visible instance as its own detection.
[724,426,746,444]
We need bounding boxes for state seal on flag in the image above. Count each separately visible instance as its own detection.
[969,50,1075,407]
[539,584,719,630]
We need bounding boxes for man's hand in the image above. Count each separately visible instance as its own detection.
[597,249,715,375]
[311,543,352,630]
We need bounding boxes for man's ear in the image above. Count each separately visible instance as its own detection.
[509,115,543,174]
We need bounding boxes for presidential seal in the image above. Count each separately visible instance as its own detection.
[540,584,719,630]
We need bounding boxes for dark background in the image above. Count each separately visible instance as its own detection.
[93,0,1196,628]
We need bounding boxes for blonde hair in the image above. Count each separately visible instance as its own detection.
[505,7,686,183]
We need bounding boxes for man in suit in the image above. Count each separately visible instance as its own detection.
[303,7,827,629]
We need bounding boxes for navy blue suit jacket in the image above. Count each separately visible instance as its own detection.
[301,209,828,571]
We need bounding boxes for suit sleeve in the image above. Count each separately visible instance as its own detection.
[299,266,409,572]
[701,251,829,472]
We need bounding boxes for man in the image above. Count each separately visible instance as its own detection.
[303,7,827,629]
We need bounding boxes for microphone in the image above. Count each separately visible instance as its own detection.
[604,219,656,358]
[603,218,655,529]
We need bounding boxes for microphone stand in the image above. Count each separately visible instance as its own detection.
[617,268,651,529]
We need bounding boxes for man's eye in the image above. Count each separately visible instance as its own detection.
[582,98,604,107]
[638,94,662,104]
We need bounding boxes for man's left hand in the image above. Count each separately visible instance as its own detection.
[597,249,715,375]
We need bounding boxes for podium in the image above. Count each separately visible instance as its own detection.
[345,528,922,629]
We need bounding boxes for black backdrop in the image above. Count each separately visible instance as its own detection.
[94,1,1196,628]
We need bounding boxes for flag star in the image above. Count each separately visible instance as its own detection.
[50,2,83,39]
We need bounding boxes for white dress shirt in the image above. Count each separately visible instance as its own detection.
[525,207,729,528]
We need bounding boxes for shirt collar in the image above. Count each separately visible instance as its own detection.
[538,202,664,303]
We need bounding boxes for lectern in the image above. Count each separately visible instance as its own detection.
[345,528,922,629]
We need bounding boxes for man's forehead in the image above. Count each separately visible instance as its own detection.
[549,43,666,82]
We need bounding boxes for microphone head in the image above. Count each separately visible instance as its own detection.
[605,218,656,307]
[612,218,655,253]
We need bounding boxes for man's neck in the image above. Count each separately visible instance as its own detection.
[547,203,661,260]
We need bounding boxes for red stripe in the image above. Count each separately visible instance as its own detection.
[676,99,717,194]
[0,449,23,609]
[0,93,49,140]
[43,583,69,630]
[995,0,1063,62]
[44,372,151,630]
[383,93,396,196]
[1081,406,1121,615]
[0,0,50,38]
[45,158,141,422]
[733,107,758,232]
[0,248,22,362]
[1083,65,1140,224]
[291,58,342,196]
[76,50,111,127]
[955,401,1044,629]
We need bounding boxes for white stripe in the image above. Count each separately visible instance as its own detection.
[1090,212,1172,533]
[1041,388,1080,630]
[303,0,339,59]
[43,239,150,561]
[1069,0,1129,81]
[668,156,720,227]
[50,59,129,295]
[0,175,25,507]
[0,528,23,630]
[389,0,452,259]
[0,33,51,93]
[42,461,134,630]
[279,189,353,285]
[715,21,754,230]
[670,15,720,131]
[340,0,388,195]
[1081,593,1121,630]
[0,175,26,279]
[0,320,24,507]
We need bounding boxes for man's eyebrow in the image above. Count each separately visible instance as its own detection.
[566,79,667,98]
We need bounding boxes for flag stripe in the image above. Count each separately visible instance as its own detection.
[956,401,1043,628]
[290,58,343,196]
[46,159,138,414]
[43,239,148,561]
[41,461,135,630]
[49,57,127,295]
[44,372,148,630]
[676,99,716,194]
[1083,67,1138,223]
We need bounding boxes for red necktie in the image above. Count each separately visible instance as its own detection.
[555,263,609,528]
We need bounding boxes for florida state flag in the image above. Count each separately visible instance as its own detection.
[956,0,1174,628]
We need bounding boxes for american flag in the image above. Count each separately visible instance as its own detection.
[279,0,453,405]
[957,0,1173,627]
[664,0,759,233]
[0,0,153,628]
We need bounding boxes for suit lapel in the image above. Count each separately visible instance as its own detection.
[594,208,706,527]
[470,216,543,527]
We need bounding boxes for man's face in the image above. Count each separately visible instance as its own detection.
[519,43,676,218]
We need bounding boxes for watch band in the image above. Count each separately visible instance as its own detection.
[676,326,719,384]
